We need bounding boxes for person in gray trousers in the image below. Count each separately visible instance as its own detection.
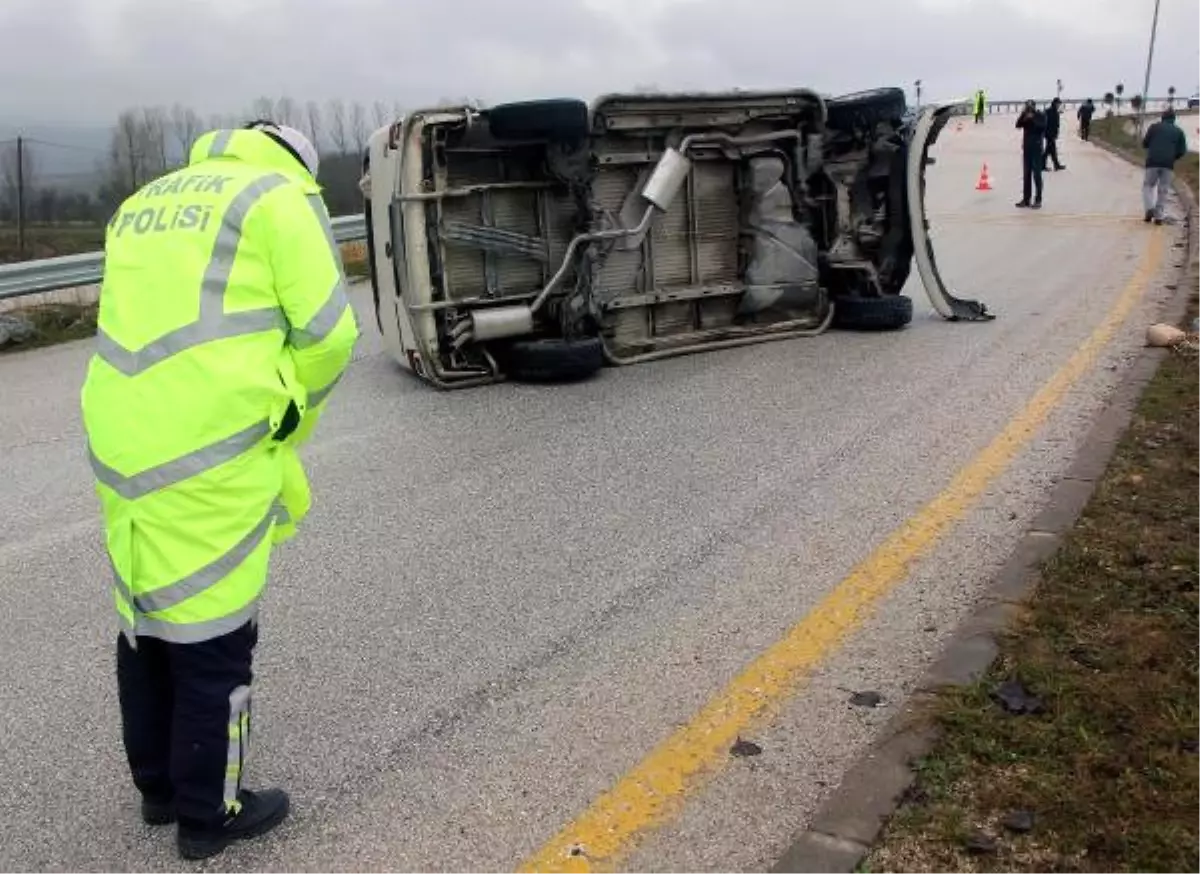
[1141,109,1188,224]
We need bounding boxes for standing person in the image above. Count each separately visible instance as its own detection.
[1141,108,1188,224]
[1043,97,1066,171]
[1015,99,1047,209]
[1077,98,1096,141]
[80,120,359,860]
[974,89,987,124]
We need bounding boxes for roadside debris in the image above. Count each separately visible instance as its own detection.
[964,831,998,855]
[1146,322,1186,346]
[0,313,36,348]
[1002,810,1035,834]
[730,737,763,757]
[989,679,1045,715]
[1146,321,1200,355]
[849,690,885,708]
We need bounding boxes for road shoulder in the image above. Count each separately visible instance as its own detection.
[773,172,1197,874]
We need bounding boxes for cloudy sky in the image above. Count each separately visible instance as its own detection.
[1,0,1197,126]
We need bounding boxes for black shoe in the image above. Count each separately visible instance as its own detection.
[1031,201,1043,209]
[142,796,175,826]
[177,788,290,861]
[1015,200,1030,208]
[1145,210,1154,222]
[1153,217,1163,225]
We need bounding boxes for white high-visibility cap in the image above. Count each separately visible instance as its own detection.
[249,121,320,179]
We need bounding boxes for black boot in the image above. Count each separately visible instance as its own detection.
[177,788,290,861]
[141,795,175,826]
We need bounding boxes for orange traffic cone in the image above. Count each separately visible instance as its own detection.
[975,163,993,191]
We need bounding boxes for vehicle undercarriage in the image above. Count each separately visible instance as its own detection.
[363,88,992,388]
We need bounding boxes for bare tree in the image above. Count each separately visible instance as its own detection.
[250,95,276,121]
[326,98,349,154]
[371,99,391,129]
[206,111,241,131]
[141,106,170,174]
[170,103,204,160]
[274,96,299,127]
[349,101,369,153]
[304,102,328,154]
[106,110,147,199]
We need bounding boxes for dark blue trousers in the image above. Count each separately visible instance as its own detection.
[1022,148,1044,204]
[116,621,258,826]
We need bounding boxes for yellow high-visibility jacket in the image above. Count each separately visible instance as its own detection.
[80,128,359,645]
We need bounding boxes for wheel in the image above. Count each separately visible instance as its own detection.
[825,88,909,134]
[501,335,604,382]
[486,99,590,142]
[831,294,913,331]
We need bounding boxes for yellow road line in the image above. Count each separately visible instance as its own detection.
[518,228,1167,874]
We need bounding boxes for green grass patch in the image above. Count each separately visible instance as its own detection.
[863,287,1199,872]
[0,303,99,354]
[0,224,106,263]
[1090,116,1199,196]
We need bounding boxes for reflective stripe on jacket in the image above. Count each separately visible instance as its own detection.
[81,128,359,645]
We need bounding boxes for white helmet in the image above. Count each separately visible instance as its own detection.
[247,120,320,179]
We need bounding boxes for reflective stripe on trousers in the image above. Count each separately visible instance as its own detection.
[224,684,252,814]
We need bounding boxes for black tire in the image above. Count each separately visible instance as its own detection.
[825,87,909,134]
[487,98,590,142]
[832,294,913,331]
[503,335,604,382]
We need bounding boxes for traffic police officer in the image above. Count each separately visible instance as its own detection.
[80,120,359,860]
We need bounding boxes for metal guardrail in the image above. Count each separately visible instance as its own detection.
[979,97,1183,114]
[0,214,367,301]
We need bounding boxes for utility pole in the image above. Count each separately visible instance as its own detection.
[16,136,25,260]
[1138,0,1162,137]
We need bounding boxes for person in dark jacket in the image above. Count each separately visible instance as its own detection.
[1015,100,1046,208]
[1141,109,1189,223]
[1043,97,1065,170]
[1077,98,1095,141]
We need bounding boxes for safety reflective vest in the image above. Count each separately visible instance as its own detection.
[81,128,359,646]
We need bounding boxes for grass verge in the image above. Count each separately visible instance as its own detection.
[862,276,1199,870]
[0,302,99,355]
[1089,115,1199,195]
[0,224,106,263]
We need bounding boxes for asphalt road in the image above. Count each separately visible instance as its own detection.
[0,120,1185,872]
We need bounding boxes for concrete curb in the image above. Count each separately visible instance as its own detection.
[771,150,1197,874]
